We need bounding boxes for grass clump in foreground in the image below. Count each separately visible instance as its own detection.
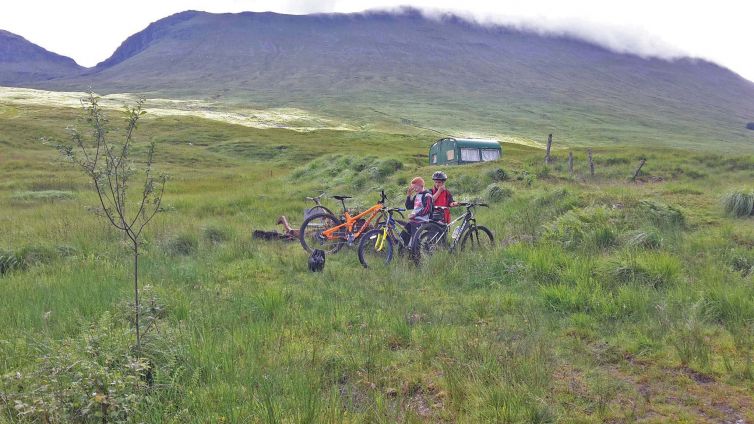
[1,289,184,422]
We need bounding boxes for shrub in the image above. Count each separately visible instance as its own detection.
[485,184,513,203]
[722,190,754,217]
[487,168,509,182]
[1,301,183,422]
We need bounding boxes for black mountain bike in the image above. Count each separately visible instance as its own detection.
[411,202,494,260]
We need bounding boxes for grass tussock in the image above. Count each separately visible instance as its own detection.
[0,249,23,275]
[722,189,754,217]
[167,233,199,256]
[544,206,618,250]
[202,223,233,245]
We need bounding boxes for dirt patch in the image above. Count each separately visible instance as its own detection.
[550,344,754,422]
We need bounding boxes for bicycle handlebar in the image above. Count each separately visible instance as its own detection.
[457,202,489,208]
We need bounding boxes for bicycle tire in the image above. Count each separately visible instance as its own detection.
[299,212,345,254]
[358,228,394,268]
[411,221,447,261]
[305,205,335,219]
[459,225,494,251]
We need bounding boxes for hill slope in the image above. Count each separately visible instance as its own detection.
[4,10,754,150]
[0,30,84,85]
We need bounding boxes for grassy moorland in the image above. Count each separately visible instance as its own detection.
[1,101,754,422]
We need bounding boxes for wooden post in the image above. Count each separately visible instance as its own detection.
[568,151,574,177]
[544,134,553,165]
[588,148,595,177]
[631,158,646,181]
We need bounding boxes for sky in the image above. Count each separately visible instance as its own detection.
[2,0,753,82]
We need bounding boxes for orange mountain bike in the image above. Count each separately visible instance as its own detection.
[299,191,389,253]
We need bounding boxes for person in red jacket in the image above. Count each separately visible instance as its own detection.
[430,171,458,223]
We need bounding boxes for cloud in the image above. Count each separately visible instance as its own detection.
[358,5,689,60]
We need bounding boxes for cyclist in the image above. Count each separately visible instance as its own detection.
[402,177,433,246]
[430,171,459,224]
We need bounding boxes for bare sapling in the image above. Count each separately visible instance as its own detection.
[55,92,166,351]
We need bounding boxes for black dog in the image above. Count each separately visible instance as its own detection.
[308,249,325,272]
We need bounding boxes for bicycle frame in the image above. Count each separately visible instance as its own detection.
[320,202,383,241]
[421,206,476,251]
[373,208,408,251]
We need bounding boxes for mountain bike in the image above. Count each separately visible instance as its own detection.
[357,206,411,269]
[299,191,390,254]
[411,201,494,260]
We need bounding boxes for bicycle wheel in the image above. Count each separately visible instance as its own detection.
[358,228,394,269]
[459,225,494,251]
[305,205,335,220]
[411,222,447,261]
[299,212,345,254]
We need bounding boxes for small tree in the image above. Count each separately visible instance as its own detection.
[56,92,165,351]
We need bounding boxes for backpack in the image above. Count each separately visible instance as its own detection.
[308,249,326,272]
[415,190,434,219]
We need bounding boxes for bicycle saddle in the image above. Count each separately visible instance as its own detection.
[333,195,352,201]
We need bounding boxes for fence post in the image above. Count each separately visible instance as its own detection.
[568,151,574,177]
[631,158,646,181]
[544,134,553,165]
[588,148,595,177]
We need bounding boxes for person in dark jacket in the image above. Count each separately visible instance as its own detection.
[402,177,432,246]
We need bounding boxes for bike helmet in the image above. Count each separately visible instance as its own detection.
[432,171,448,181]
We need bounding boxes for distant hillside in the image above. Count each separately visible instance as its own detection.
[3,10,754,151]
[0,30,84,85]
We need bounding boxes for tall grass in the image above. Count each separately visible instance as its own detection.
[4,105,754,421]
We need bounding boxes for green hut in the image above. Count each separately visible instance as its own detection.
[429,138,501,165]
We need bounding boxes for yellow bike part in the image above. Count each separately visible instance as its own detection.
[375,227,388,251]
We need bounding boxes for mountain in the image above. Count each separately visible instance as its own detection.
[3,10,754,150]
[0,30,84,85]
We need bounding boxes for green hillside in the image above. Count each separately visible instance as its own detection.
[3,10,753,152]
[1,102,754,422]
